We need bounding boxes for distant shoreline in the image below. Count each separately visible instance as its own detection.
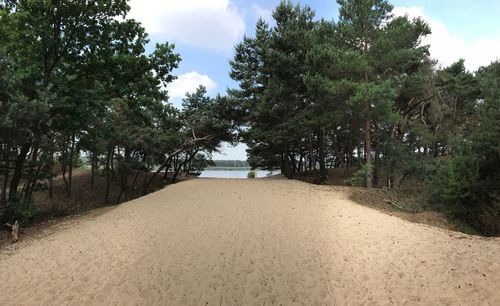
[205,167,253,171]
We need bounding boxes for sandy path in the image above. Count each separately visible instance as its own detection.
[0,179,499,305]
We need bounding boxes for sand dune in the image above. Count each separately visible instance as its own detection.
[0,179,499,305]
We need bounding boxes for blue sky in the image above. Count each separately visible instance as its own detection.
[128,0,500,160]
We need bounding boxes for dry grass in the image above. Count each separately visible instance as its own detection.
[295,167,482,235]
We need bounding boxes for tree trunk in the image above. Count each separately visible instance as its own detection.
[333,134,342,168]
[280,153,290,178]
[23,143,39,199]
[347,150,353,168]
[90,152,96,187]
[365,120,373,189]
[142,171,150,196]
[298,153,304,173]
[61,142,69,194]
[49,146,54,198]
[116,190,123,205]
[281,150,294,179]
[128,170,142,201]
[105,147,112,205]
[8,144,30,202]
[308,131,314,171]
[1,145,10,211]
[318,129,327,184]
[171,157,184,184]
[1,167,8,211]
[172,150,197,184]
[163,167,169,180]
[289,151,297,175]
[386,159,392,189]
[354,116,362,166]
[374,126,381,187]
[67,133,76,198]
[163,156,173,181]
[145,135,213,193]
[145,154,175,194]
[26,149,45,201]
[11,220,19,243]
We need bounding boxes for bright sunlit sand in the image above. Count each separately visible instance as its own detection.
[1,178,498,305]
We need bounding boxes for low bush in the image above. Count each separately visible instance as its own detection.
[345,164,373,187]
[4,197,35,224]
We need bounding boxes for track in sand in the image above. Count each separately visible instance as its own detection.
[0,179,499,305]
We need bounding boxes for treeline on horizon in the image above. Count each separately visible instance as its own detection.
[211,160,250,168]
[0,1,237,222]
[228,0,499,234]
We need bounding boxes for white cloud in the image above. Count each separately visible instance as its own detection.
[393,7,500,71]
[167,71,217,99]
[128,0,245,54]
[251,4,273,24]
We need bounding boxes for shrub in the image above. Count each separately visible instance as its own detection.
[247,170,256,179]
[427,142,500,235]
[345,164,373,187]
[4,198,35,224]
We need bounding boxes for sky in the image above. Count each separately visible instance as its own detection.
[127,0,500,160]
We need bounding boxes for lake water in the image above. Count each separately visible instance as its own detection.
[199,170,277,178]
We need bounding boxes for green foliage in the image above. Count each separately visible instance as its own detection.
[425,62,500,234]
[230,0,431,184]
[428,152,478,208]
[0,0,235,216]
[189,154,215,173]
[247,171,256,179]
[345,164,374,187]
[427,146,498,235]
[4,198,35,224]
[227,0,497,234]
[385,140,433,187]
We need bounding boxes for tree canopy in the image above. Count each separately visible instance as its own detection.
[229,0,499,235]
[0,0,236,220]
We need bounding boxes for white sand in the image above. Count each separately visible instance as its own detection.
[0,179,499,305]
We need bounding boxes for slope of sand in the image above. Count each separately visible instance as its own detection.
[0,179,499,305]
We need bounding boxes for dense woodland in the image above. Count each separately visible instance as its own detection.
[229,1,499,234]
[0,0,498,235]
[0,1,237,221]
